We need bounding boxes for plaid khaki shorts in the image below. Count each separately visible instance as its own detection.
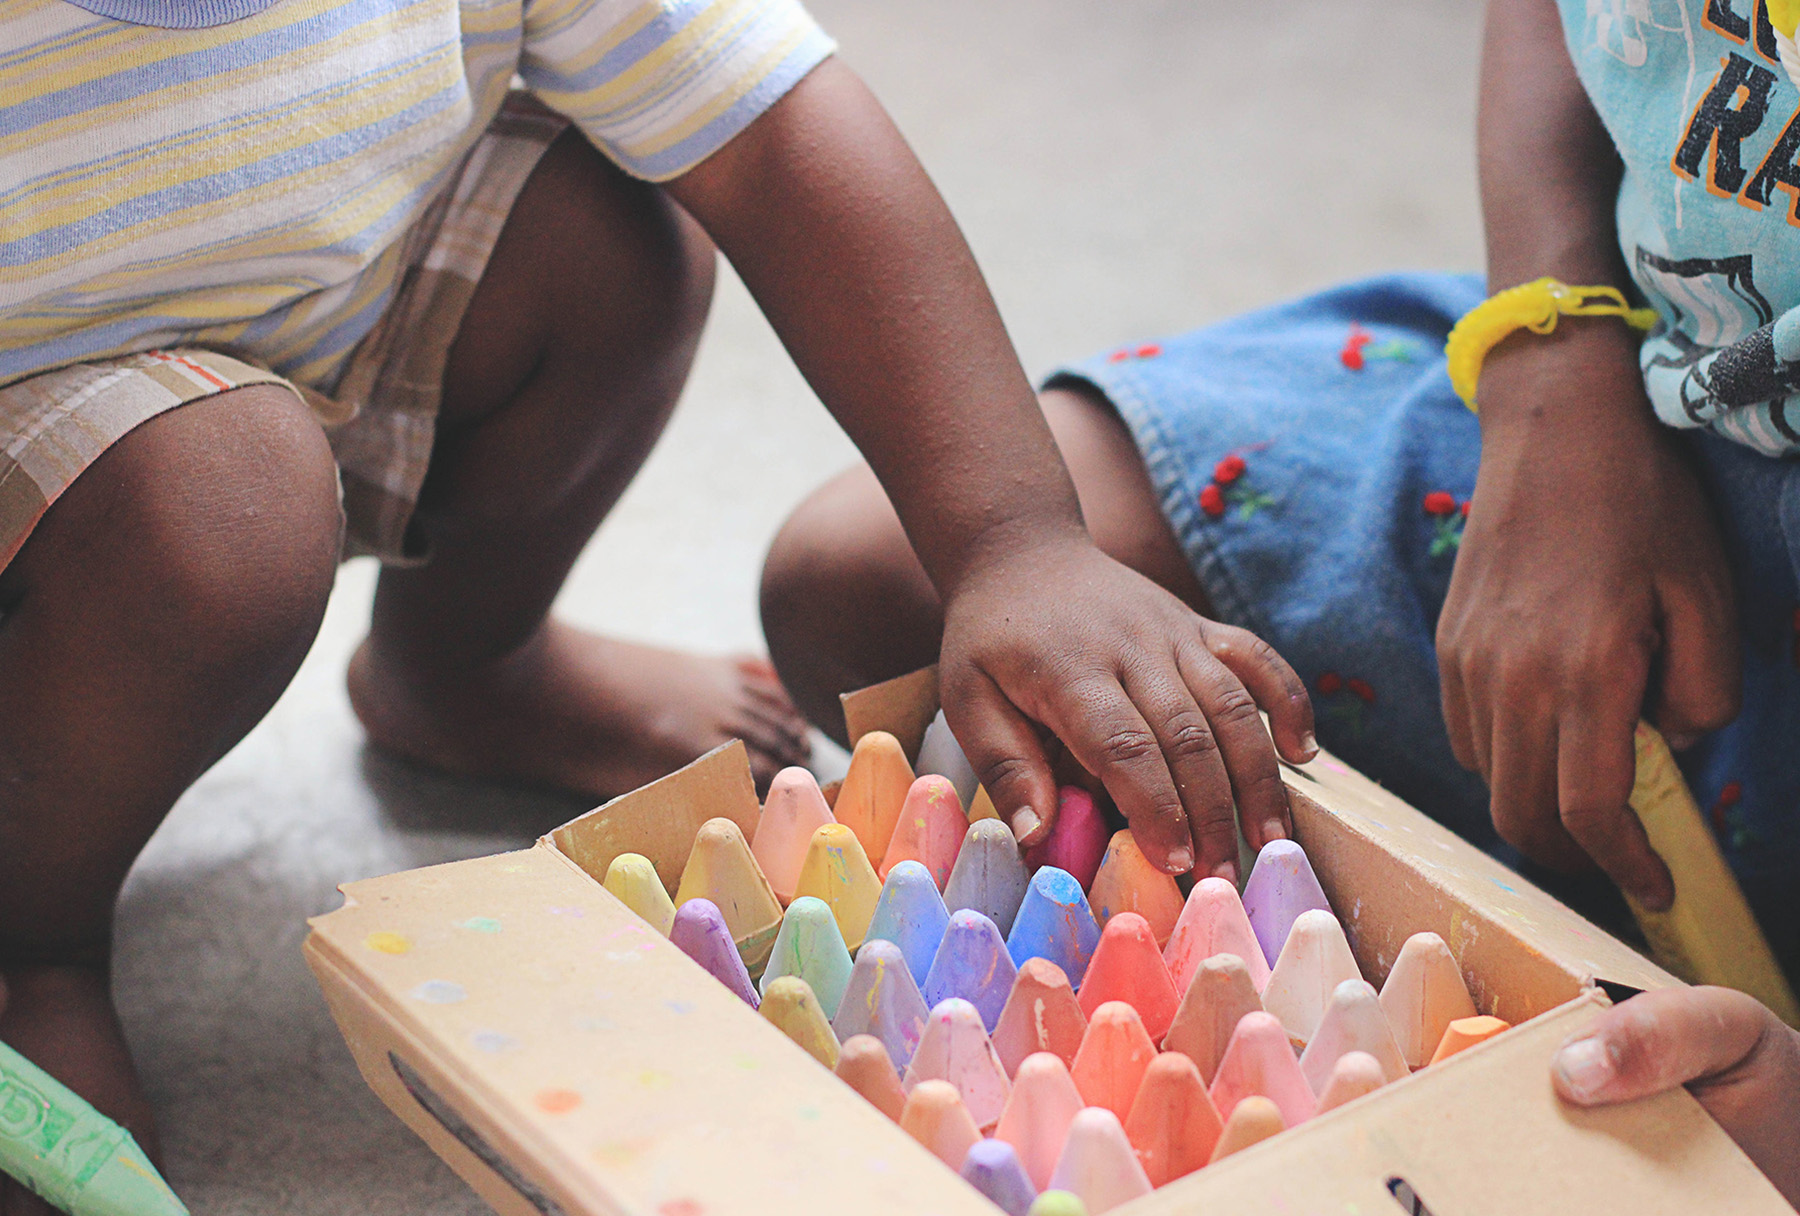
[0,94,568,570]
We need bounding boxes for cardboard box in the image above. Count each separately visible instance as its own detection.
[306,669,1792,1215]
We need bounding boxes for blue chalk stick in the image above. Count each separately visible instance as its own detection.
[864,860,951,985]
[922,908,1017,1031]
[961,1138,1038,1215]
[1005,866,1101,986]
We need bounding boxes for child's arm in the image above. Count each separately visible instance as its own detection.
[1434,0,1739,910]
[1553,987,1800,1205]
[666,59,1315,877]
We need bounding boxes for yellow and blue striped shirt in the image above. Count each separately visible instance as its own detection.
[0,0,833,389]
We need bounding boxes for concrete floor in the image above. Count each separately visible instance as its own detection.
[115,1,1485,1210]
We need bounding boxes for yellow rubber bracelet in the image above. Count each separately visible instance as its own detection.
[1444,277,1658,411]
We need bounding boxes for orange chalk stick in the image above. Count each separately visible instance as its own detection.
[674,817,784,977]
[995,1052,1085,1191]
[835,731,915,861]
[1261,909,1360,1050]
[1087,831,1184,947]
[792,822,883,952]
[1163,953,1264,1085]
[1163,877,1271,996]
[1069,1000,1157,1121]
[881,775,968,888]
[1429,1014,1511,1065]
[1208,1010,1315,1129]
[1207,1095,1285,1164]
[752,767,835,906]
[1124,1052,1222,1187]
[836,1034,907,1121]
[900,1079,982,1170]
[1379,931,1478,1070]
[1313,1050,1385,1115]
[992,958,1089,1076]
[1076,912,1179,1042]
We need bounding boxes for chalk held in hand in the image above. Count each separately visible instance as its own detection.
[864,860,950,986]
[1298,979,1409,1092]
[1207,1094,1285,1163]
[836,1034,908,1121]
[792,822,883,952]
[1024,787,1110,889]
[760,895,854,1018]
[943,819,1031,936]
[904,998,1012,1130]
[1261,908,1360,1049]
[832,939,929,1069]
[835,730,915,860]
[1379,931,1478,1070]
[881,775,968,887]
[1076,912,1179,1042]
[1208,1010,1315,1128]
[1163,953,1265,1085]
[992,958,1088,1075]
[996,1052,1086,1191]
[900,1079,982,1169]
[1124,1051,1222,1187]
[1163,876,1270,995]
[1007,866,1101,982]
[1314,1050,1386,1114]
[1240,839,1332,967]
[669,898,759,1008]
[960,1138,1039,1216]
[923,909,1018,1030]
[674,817,784,977]
[0,1038,190,1216]
[759,975,840,1069]
[1047,1107,1152,1215]
[1087,830,1184,946]
[918,708,980,810]
[1069,1001,1157,1121]
[602,852,676,936]
[751,767,835,905]
[1429,1014,1511,1064]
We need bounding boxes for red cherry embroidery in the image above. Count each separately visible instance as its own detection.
[1422,491,1458,517]
[1345,678,1376,704]
[1136,343,1163,358]
[1200,484,1226,517]
[1340,325,1373,370]
[1315,671,1344,696]
[1214,454,1246,485]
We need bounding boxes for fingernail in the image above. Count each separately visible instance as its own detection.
[1262,818,1287,843]
[1011,807,1041,843]
[1211,859,1238,885]
[1553,1036,1613,1102]
[1165,846,1194,874]
[1664,731,1699,751]
[1299,731,1319,760]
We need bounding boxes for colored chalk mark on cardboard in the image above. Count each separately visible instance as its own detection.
[411,980,467,1005]
[535,1088,583,1114]
[365,931,412,954]
[459,917,503,933]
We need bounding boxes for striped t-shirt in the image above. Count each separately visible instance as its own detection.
[0,0,834,390]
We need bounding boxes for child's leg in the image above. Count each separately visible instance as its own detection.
[347,130,809,795]
[760,384,1208,742]
[0,385,341,1207]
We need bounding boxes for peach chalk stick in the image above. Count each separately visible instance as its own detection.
[835,731,915,861]
[1240,839,1332,968]
[1298,979,1410,1093]
[1378,931,1478,1070]
[792,822,883,952]
[1024,787,1110,891]
[1087,831,1184,946]
[904,998,1012,1130]
[674,817,784,977]
[996,1052,1086,1191]
[900,1079,982,1170]
[1163,877,1270,996]
[1076,912,1179,1042]
[1124,1052,1222,1187]
[1047,1107,1152,1215]
[602,852,676,936]
[1069,1001,1157,1121]
[836,1034,907,1121]
[1208,1011,1315,1129]
[1429,1014,1511,1065]
[882,775,968,887]
[1313,1050,1385,1114]
[1207,1095,1285,1164]
[992,958,1088,1076]
[759,975,840,1069]
[1261,909,1360,1049]
[1162,953,1264,1086]
[751,767,835,906]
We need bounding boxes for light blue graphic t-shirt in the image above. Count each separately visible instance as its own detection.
[1564,0,1800,455]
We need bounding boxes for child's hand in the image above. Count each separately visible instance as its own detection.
[1554,987,1800,1205]
[1434,323,1738,911]
[936,535,1316,879]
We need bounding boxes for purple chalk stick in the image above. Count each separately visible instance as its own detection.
[670,898,760,1008]
[961,1138,1038,1215]
[833,939,930,1068]
[922,909,1018,1031]
[1240,839,1333,968]
[1023,786,1109,890]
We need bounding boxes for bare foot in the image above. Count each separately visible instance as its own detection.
[348,622,813,799]
[0,966,161,1216]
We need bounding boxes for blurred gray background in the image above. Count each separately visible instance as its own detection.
[116,1,1485,1210]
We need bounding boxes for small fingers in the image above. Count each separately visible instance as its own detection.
[1487,703,1586,872]
[1557,701,1673,911]
[1200,621,1317,764]
[1553,987,1778,1106]
[1116,661,1232,878]
[946,671,1060,847]
[1177,643,1292,860]
[1049,674,1193,874]
[1652,577,1741,745]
